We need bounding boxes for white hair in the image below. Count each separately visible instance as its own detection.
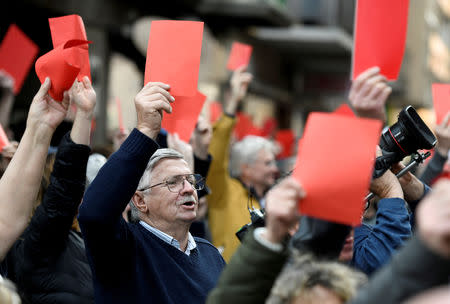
[229,135,277,178]
[130,148,185,222]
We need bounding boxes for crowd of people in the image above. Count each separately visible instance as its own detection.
[0,22,450,304]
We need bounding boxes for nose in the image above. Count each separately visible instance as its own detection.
[179,178,194,194]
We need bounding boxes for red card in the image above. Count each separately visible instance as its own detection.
[275,129,295,159]
[49,15,91,81]
[115,97,125,133]
[352,0,410,80]
[162,91,207,142]
[227,42,253,71]
[261,118,277,138]
[292,113,382,225]
[0,24,39,94]
[0,123,10,152]
[145,21,204,97]
[431,84,450,125]
[210,101,223,124]
[35,40,90,101]
[334,104,355,117]
[234,112,263,140]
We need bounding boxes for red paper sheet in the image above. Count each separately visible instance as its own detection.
[115,97,125,133]
[35,40,90,101]
[0,123,10,152]
[227,42,253,71]
[234,112,263,140]
[210,101,223,124]
[275,129,295,159]
[162,91,207,143]
[334,104,355,117]
[292,113,382,225]
[145,21,204,97]
[0,24,39,94]
[49,15,91,81]
[352,0,410,80]
[261,118,277,138]
[431,84,450,125]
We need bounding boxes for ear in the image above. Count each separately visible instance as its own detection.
[132,192,148,213]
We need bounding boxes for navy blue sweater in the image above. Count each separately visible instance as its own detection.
[78,129,225,304]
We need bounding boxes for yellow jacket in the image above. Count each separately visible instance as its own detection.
[206,115,261,262]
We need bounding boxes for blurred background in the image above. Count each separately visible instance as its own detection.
[0,0,448,147]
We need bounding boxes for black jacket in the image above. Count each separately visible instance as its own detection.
[5,132,93,304]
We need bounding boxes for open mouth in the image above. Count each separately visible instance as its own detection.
[182,201,195,207]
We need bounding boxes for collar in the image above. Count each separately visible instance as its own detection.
[139,221,197,256]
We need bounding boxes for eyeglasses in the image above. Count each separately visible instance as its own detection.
[138,173,205,193]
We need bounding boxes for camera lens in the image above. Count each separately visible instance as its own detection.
[379,106,436,164]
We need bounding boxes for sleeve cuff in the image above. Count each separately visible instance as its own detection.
[254,227,284,253]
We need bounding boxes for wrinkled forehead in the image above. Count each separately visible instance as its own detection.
[151,158,191,179]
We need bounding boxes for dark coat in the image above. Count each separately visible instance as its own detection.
[5,132,93,304]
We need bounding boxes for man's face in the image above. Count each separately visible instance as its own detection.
[144,158,198,225]
[247,149,279,190]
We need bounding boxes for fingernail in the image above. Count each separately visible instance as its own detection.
[163,83,170,89]
[170,96,175,102]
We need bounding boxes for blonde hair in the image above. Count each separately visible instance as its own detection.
[267,253,367,304]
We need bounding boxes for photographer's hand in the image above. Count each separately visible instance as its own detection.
[262,177,305,244]
[371,147,404,199]
[349,67,391,122]
[392,162,425,202]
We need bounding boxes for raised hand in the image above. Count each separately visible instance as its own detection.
[27,77,69,133]
[349,67,392,122]
[264,177,305,244]
[191,115,212,160]
[434,112,450,157]
[225,66,253,115]
[70,76,97,119]
[134,82,174,139]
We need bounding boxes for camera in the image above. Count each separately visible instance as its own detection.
[235,208,265,242]
[373,105,437,178]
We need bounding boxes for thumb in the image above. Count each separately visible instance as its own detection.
[34,77,51,101]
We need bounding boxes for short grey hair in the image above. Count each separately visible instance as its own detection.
[130,148,185,223]
[137,148,185,191]
[229,135,277,178]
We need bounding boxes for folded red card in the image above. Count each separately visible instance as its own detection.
[0,123,10,152]
[162,91,207,142]
[352,0,410,80]
[431,84,450,125]
[227,42,253,71]
[145,20,204,97]
[49,15,91,81]
[334,104,355,117]
[293,113,382,225]
[0,24,39,94]
[35,40,90,101]
[275,129,295,159]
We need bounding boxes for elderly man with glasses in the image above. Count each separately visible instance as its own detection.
[78,82,225,304]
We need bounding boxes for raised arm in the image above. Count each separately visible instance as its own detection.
[0,70,15,129]
[18,77,95,261]
[78,82,171,274]
[207,67,252,205]
[419,112,450,185]
[352,158,411,275]
[0,77,68,260]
